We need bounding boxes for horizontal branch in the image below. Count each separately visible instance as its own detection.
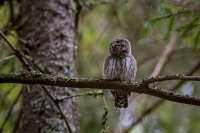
[144,74,200,84]
[0,73,200,106]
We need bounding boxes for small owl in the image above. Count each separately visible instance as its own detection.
[104,38,137,108]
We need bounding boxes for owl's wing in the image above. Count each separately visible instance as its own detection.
[128,55,137,81]
[103,56,111,78]
[132,55,137,79]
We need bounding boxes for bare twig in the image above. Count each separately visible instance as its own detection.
[151,32,177,77]
[56,91,103,102]
[0,55,15,64]
[0,31,46,73]
[144,74,200,83]
[42,87,72,133]
[150,10,190,22]
[0,31,31,71]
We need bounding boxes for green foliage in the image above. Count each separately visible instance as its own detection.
[0,3,10,29]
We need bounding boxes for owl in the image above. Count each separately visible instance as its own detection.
[104,38,137,108]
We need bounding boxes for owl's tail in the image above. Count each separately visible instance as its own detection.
[112,90,130,108]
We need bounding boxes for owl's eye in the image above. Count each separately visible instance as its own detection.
[116,40,120,43]
[122,43,126,47]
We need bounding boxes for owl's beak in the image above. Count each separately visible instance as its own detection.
[122,47,128,53]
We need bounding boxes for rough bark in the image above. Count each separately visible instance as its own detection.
[1,73,200,107]
[19,0,79,132]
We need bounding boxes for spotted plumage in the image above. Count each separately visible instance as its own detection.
[104,38,137,108]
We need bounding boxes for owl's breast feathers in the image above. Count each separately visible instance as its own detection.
[104,55,137,81]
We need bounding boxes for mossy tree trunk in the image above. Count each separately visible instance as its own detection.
[19,0,79,132]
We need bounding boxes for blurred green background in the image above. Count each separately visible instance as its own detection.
[0,0,200,133]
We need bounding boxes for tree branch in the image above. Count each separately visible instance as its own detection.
[144,74,200,83]
[1,73,200,106]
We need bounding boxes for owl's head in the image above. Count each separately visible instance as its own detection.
[109,38,132,56]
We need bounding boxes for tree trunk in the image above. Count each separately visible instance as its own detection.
[19,0,79,132]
